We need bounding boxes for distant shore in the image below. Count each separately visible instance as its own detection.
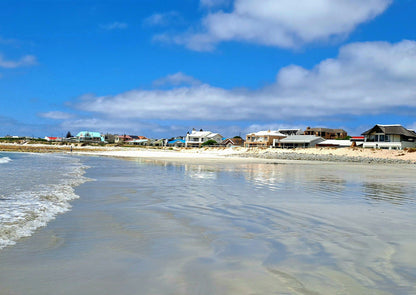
[2,142,416,164]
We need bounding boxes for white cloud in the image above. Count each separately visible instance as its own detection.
[100,22,128,30]
[0,54,37,68]
[153,72,202,87]
[143,11,181,27]
[38,111,73,120]
[73,40,416,123]
[162,0,392,51]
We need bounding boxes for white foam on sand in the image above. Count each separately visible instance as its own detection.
[0,162,88,250]
[0,157,12,164]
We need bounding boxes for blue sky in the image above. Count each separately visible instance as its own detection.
[1,0,416,138]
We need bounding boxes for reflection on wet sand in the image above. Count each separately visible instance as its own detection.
[1,157,414,294]
[363,182,411,205]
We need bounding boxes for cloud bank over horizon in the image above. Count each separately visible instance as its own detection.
[70,40,416,124]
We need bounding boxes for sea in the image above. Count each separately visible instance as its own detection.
[0,152,88,250]
[0,152,415,294]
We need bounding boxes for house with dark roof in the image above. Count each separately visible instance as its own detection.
[221,137,245,147]
[362,124,416,150]
[304,127,347,139]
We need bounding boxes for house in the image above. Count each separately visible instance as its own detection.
[125,139,149,146]
[274,135,324,148]
[150,139,165,147]
[221,137,245,147]
[115,135,132,143]
[362,124,416,150]
[167,139,186,147]
[76,131,104,143]
[304,127,347,139]
[115,135,148,144]
[44,136,62,142]
[245,130,286,148]
[185,129,223,147]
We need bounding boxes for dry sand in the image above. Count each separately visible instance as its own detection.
[2,142,416,163]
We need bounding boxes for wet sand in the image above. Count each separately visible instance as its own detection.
[0,156,415,294]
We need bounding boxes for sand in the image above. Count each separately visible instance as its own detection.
[2,142,416,163]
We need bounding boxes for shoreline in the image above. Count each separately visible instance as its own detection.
[1,142,416,164]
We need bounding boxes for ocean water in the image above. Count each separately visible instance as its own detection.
[0,152,87,249]
[0,155,415,294]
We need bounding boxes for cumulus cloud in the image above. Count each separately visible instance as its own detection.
[73,40,416,123]
[38,111,73,120]
[100,22,128,30]
[160,0,392,51]
[0,54,37,68]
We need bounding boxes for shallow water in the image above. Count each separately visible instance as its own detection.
[0,152,87,249]
[0,156,415,294]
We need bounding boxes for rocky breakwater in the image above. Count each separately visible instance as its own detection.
[235,149,416,164]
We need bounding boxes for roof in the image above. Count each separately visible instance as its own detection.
[207,133,222,138]
[76,131,102,138]
[168,139,185,144]
[222,138,245,145]
[130,135,147,140]
[305,128,347,133]
[362,125,416,138]
[188,131,213,137]
[188,131,222,138]
[248,130,286,136]
[279,135,324,144]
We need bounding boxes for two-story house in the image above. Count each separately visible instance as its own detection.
[185,129,223,147]
[362,124,416,150]
[245,130,286,148]
[304,127,347,139]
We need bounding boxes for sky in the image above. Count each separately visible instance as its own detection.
[1,0,416,138]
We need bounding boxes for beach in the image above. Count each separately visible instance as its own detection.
[2,142,416,163]
[0,152,415,294]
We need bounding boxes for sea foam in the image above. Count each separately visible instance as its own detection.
[0,157,12,164]
[0,154,88,250]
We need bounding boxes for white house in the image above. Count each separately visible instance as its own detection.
[362,124,416,150]
[185,129,223,147]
